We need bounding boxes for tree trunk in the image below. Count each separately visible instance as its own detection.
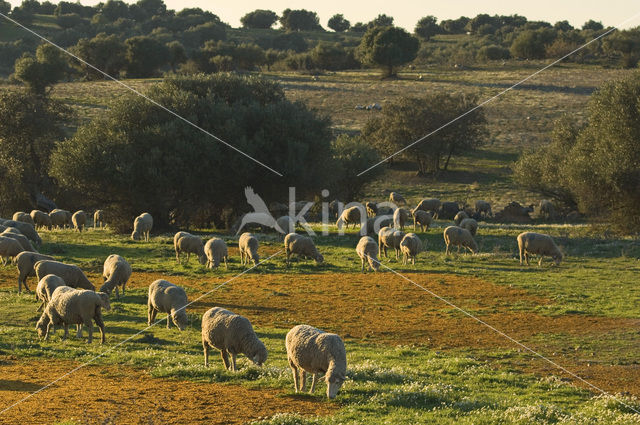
[443,145,455,170]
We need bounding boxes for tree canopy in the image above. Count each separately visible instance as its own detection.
[280,9,322,32]
[328,14,350,32]
[12,43,68,94]
[241,9,278,29]
[357,26,419,77]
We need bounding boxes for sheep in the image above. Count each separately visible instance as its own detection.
[388,191,406,205]
[99,254,132,299]
[131,212,153,241]
[443,226,478,255]
[412,209,432,232]
[286,324,347,399]
[238,232,260,266]
[414,198,441,218]
[364,216,393,236]
[35,274,66,312]
[34,260,95,290]
[0,236,24,266]
[15,251,54,293]
[1,229,36,252]
[336,206,363,230]
[30,210,52,230]
[1,220,41,245]
[328,199,341,220]
[517,232,563,266]
[453,210,469,226]
[13,211,35,226]
[475,200,492,218]
[356,236,380,272]
[174,231,207,265]
[204,238,228,269]
[539,200,556,220]
[365,202,378,217]
[400,233,423,265]
[93,210,104,228]
[438,202,461,220]
[459,218,478,236]
[377,227,405,260]
[284,233,323,264]
[147,279,188,330]
[275,216,295,236]
[393,208,409,230]
[201,307,268,370]
[35,286,110,344]
[49,209,71,229]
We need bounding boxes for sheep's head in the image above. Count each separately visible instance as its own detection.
[326,372,346,399]
[35,314,49,339]
[314,253,324,264]
[197,253,208,266]
[553,252,564,265]
[131,230,140,240]
[172,309,188,331]
[97,292,111,311]
[251,342,268,367]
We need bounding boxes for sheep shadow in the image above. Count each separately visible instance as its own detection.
[0,379,44,392]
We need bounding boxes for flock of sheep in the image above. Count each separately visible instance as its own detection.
[0,193,563,400]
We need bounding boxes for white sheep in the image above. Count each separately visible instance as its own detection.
[443,226,478,255]
[238,232,260,266]
[204,238,228,269]
[35,274,66,312]
[72,210,87,232]
[365,202,378,217]
[475,200,492,217]
[453,210,469,226]
[35,286,110,344]
[286,324,347,399]
[147,279,188,330]
[13,211,35,226]
[30,210,52,230]
[415,198,441,218]
[131,212,153,241]
[539,200,556,220]
[388,191,406,205]
[2,220,41,245]
[201,307,268,370]
[284,233,323,264]
[15,251,54,293]
[400,233,423,265]
[93,209,104,228]
[412,209,432,232]
[517,232,563,266]
[1,229,36,252]
[0,236,25,266]
[173,231,207,265]
[393,208,409,230]
[275,216,295,236]
[459,218,478,236]
[336,206,363,230]
[34,260,95,290]
[356,236,380,272]
[377,227,405,260]
[49,209,70,229]
[99,254,132,299]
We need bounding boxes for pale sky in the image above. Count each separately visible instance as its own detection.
[6,0,640,30]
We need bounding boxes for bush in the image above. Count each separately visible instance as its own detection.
[510,28,557,59]
[241,9,278,29]
[477,44,510,61]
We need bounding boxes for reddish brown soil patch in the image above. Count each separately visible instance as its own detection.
[0,358,335,425]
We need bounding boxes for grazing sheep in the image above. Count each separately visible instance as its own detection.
[99,254,132,299]
[1,229,36,252]
[238,232,260,266]
[539,200,556,220]
[0,236,24,266]
[377,227,405,260]
[364,216,393,236]
[204,238,228,269]
[286,324,347,399]
[356,236,380,272]
[438,202,461,220]
[517,232,563,266]
[35,274,66,312]
[202,307,268,370]
[1,220,41,245]
[275,216,295,236]
[400,233,423,265]
[443,226,478,255]
[365,202,378,217]
[93,210,104,228]
[388,191,406,205]
[49,209,71,229]
[453,210,468,226]
[35,286,110,344]
[284,233,323,264]
[71,210,87,232]
[30,210,52,230]
[13,212,35,226]
[412,209,432,232]
[174,232,207,265]
[131,212,153,241]
[495,202,535,223]
[336,206,363,230]
[147,279,188,330]
[475,200,492,218]
[414,198,441,219]
[15,251,54,293]
[459,218,478,236]
[393,208,409,230]
[34,260,95,290]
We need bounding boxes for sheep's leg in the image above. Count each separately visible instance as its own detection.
[412,256,415,265]
[114,286,120,300]
[122,283,126,296]
[519,246,524,265]
[224,257,228,269]
[76,324,83,338]
[186,252,191,263]
[309,373,317,394]
[94,313,105,344]
[221,350,230,370]
[167,314,171,329]
[538,256,543,267]
[230,352,237,372]
[175,248,180,263]
[85,320,93,344]
[147,303,155,325]
[361,257,365,273]
[37,300,44,312]
[62,325,69,341]
[299,370,307,392]
[525,252,530,266]
[45,322,53,340]
[289,359,299,392]
[203,343,209,367]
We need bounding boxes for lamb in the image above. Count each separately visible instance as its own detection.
[336,206,364,230]
[35,274,66,312]
[174,231,207,265]
[475,200,492,218]
[147,279,188,330]
[286,324,347,399]
[15,251,54,293]
[30,210,52,230]
[393,208,409,230]
[356,236,380,272]
[1,229,36,252]
[415,198,441,218]
[34,260,95,290]
[204,238,228,269]
[49,209,71,229]
[13,211,35,226]
[99,254,132,299]
[377,227,405,259]
[0,236,24,266]
[443,226,478,255]
[201,307,268,370]
[539,200,556,220]
[284,233,323,264]
[365,202,378,217]
[35,286,110,344]
[388,191,406,205]
[412,209,432,232]
[275,216,295,235]
[400,233,423,265]
[238,232,260,266]
[93,210,104,228]
[131,212,153,241]
[453,210,469,226]
[459,218,478,236]
[517,232,563,266]
[1,220,41,245]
